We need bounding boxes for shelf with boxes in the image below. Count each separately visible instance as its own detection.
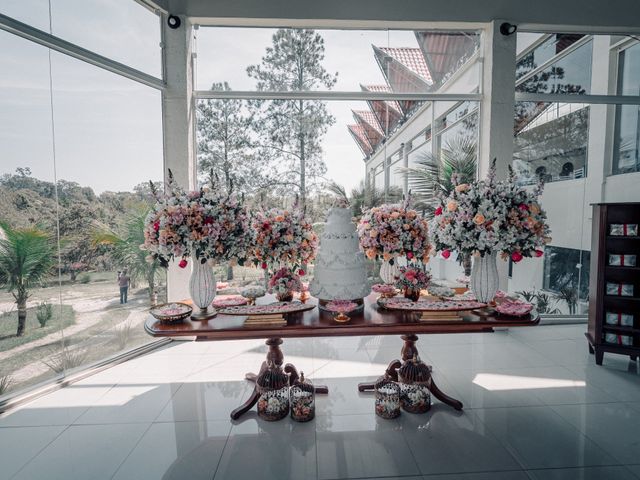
[587,203,640,365]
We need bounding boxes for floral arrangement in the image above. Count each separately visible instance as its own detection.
[249,207,318,270]
[357,198,431,263]
[430,161,551,262]
[143,171,251,268]
[268,267,303,296]
[394,266,431,290]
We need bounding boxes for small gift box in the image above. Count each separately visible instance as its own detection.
[610,223,638,236]
[606,282,634,297]
[604,333,633,346]
[605,312,634,327]
[608,254,637,267]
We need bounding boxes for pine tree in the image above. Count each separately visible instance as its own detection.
[196,82,264,193]
[247,29,337,207]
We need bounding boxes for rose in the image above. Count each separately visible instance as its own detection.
[153,221,160,232]
[535,249,544,257]
[442,249,451,259]
[473,213,486,225]
[511,251,523,263]
[178,258,188,268]
[261,262,268,269]
[406,251,414,260]
[298,269,305,276]
[446,201,458,212]
[518,204,529,212]
[434,206,443,216]
[455,184,470,193]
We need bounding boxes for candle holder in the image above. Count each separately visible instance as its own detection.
[374,375,401,419]
[290,372,315,422]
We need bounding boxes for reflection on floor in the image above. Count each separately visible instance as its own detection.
[1,324,640,480]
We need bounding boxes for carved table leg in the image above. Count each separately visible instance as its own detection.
[231,337,328,420]
[359,334,464,411]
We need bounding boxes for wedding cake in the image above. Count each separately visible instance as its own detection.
[310,207,370,301]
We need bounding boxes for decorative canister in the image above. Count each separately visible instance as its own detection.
[256,362,290,421]
[374,375,401,419]
[398,355,432,414]
[290,372,315,422]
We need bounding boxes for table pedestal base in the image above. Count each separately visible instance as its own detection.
[230,338,328,420]
[357,334,463,411]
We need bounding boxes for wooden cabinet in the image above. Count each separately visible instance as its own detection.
[587,203,640,365]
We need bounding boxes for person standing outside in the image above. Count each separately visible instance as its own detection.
[118,269,130,304]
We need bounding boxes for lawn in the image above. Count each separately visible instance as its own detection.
[0,305,75,353]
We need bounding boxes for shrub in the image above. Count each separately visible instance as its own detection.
[0,375,13,395]
[43,344,88,374]
[114,320,133,351]
[78,273,91,284]
[36,302,53,327]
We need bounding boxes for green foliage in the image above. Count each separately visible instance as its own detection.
[43,342,88,374]
[515,289,561,314]
[326,180,402,217]
[0,304,75,352]
[0,374,12,395]
[36,302,53,327]
[0,222,57,335]
[93,208,161,302]
[113,320,133,351]
[247,29,338,206]
[397,136,477,215]
[78,273,91,284]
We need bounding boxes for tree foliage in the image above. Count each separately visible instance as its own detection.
[247,29,338,206]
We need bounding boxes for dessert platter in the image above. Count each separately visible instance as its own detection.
[149,302,193,323]
[377,296,487,312]
[218,301,316,316]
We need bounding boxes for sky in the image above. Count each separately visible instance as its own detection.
[0,0,420,194]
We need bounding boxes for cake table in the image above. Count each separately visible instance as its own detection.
[145,294,539,419]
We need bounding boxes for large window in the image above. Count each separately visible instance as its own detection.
[613,42,640,174]
[0,6,163,400]
[543,246,591,311]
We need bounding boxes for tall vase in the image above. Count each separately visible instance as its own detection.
[470,252,499,303]
[379,260,400,285]
[189,257,217,320]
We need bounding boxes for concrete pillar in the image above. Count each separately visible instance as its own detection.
[479,21,517,290]
[161,14,195,301]
[479,21,517,179]
[400,142,409,196]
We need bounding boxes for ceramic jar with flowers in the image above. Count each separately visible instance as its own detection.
[394,265,431,301]
[143,171,251,319]
[430,160,551,303]
[357,197,431,284]
[268,267,303,302]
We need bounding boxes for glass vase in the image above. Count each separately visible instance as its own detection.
[470,251,498,303]
[403,287,421,301]
[189,257,217,319]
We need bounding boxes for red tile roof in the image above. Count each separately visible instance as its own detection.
[348,124,373,156]
[352,110,384,135]
[378,47,432,84]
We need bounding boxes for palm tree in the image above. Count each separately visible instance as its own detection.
[398,135,477,215]
[93,208,162,304]
[397,136,477,275]
[0,222,56,336]
[326,180,402,217]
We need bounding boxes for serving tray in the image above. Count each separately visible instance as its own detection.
[377,296,487,312]
[218,301,316,316]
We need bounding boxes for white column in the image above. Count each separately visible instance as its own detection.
[162,14,195,301]
[401,142,409,196]
[479,21,517,290]
[479,21,517,179]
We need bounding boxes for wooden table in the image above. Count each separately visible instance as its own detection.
[145,294,539,419]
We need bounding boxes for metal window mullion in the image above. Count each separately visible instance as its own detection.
[193,90,482,102]
[515,92,640,105]
[0,13,164,90]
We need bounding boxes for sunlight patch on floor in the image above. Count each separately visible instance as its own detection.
[472,373,585,391]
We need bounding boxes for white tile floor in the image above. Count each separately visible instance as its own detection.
[2,324,640,480]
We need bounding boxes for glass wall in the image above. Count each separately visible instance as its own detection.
[0,5,163,399]
[613,42,640,174]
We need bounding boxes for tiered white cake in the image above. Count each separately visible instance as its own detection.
[310,207,370,301]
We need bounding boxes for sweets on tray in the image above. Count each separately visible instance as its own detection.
[610,223,638,236]
[605,312,634,327]
[604,333,633,346]
[606,282,634,297]
[608,254,637,267]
